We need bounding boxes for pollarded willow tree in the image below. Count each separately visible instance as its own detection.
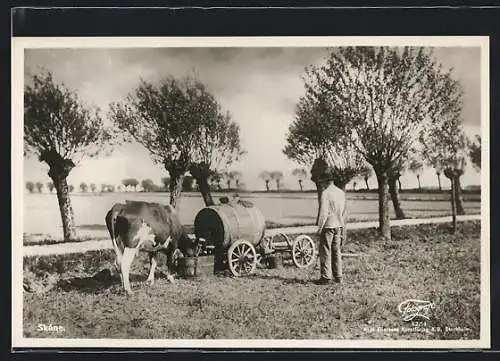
[283,92,366,224]
[419,74,469,232]
[270,171,284,192]
[221,171,231,190]
[305,46,457,240]
[189,111,244,205]
[409,158,424,191]
[260,171,272,192]
[435,161,444,191]
[47,181,55,193]
[292,168,307,191]
[388,156,428,220]
[228,171,243,191]
[421,119,469,232]
[387,158,407,219]
[284,93,366,192]
[359,165,373,190]
[109,75,243,207]
[208,171,223,191]
[36,182,44,193]
[79,182,88,193]
[24,70,115,241]
[469,134,481,171]
[141,179,155,193]
[26,182,35,193]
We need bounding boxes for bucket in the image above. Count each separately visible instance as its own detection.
[262,254,283,269]
[176,255,215,278]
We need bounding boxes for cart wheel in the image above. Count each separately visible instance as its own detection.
[292,235,316,268]
[228,240,257,277]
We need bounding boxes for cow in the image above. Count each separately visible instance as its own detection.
[105,200,196,295]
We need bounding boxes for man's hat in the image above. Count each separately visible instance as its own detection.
[316,169,336,183]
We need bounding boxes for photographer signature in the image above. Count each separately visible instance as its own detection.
[398,299,435,321]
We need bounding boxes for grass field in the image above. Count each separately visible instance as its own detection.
[23,221,480,340]
[23,191,481,239]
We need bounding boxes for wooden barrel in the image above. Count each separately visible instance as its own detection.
[176,255,215,278]
[194,203,266,249]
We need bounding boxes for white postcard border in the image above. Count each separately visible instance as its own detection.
[12,35,491,350]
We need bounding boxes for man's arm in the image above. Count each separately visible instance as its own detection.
[341,193,348,244]
[317,190,330,234]
[341,193,348,227]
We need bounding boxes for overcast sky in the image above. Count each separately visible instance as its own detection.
[23,46,482,191]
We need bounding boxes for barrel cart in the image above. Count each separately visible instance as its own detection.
[192,202,317,277]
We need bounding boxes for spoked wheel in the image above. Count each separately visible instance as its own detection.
[227,240,258,277]
[292,235,317,268]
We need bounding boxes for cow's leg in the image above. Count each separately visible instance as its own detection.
[121,246,138,295]
[166,271,175,284]
[111,237,123,276]
[147,253,157,285]
[106,211,119,276]
[165,245,176,284]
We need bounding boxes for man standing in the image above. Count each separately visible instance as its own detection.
[314,171,347,285]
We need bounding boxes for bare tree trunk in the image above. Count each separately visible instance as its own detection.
[169,173,185,209]
[276,181,280,192]
[450,176,457,234]
[196,176,215,206]
[190,162,215,206]
[365,178,370,190]
[42,152,77,241]
[389,176,406,219]
[437,173,442,191]
[417,176,421,190]
[298,180,303,191]
[265,181,270,192]
[50,173,76,241]
[376,171,391,240]
[455,176,466,215]
[398,178,402,191]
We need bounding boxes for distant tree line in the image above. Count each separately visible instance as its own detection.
[26,173,250,195]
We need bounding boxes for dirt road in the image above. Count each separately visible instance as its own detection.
[22,215,481,257]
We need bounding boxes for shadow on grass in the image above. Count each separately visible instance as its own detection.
[248,272,317,285]
[57,269,149,294]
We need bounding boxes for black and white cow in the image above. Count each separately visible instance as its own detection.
[105,201,195,295]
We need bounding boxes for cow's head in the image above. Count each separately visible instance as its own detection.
[177,233,201,257]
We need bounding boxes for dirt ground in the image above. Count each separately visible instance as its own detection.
[23,221,481,340]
